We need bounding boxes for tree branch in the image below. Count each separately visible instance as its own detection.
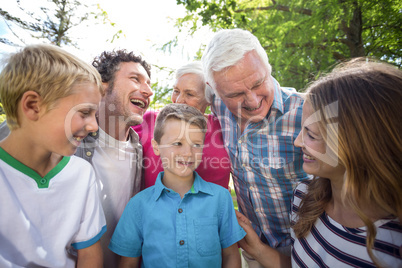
[263,38,340,50]
[235,4,312,16]
[1,16,26,45]
[0,37,18,46]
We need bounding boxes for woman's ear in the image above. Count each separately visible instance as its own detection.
[151,139,160,156]
[20,91,42,121]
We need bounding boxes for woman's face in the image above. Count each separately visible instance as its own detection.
[171,73,209,114]
[294,102,345,180]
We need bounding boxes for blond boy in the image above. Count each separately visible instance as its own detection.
[109,103,246,267]
[0,44,106,267]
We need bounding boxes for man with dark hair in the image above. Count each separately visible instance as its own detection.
[0,49,153,267]
[88,50,153,266]
[91,50,152,141]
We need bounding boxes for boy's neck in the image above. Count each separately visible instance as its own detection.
[0,131,63,177]
[162,172,195,199]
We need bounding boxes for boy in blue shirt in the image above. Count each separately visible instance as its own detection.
[109,103,246,267]
[0,44,106,267]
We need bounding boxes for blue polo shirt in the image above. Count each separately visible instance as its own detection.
[109,171,246,268]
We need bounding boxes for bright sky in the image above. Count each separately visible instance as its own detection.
[0,0,214,87]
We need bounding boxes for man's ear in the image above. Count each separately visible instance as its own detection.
[151,139,160,156]
[20,91,42,121]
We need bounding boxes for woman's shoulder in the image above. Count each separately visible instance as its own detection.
[132,110,158,137]
[294,180,311,195]
[292,180,312,208]
[205,114,225,137]
[141,110,158,125]
[207,114,220,126]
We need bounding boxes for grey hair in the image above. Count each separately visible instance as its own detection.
[202,29,272,101]
[175,61,208,102]
[175,61,204,81]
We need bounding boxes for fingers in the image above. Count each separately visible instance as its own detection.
[235,210,250,224]
[236,210,253,232]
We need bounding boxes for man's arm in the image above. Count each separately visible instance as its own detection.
[236,211,291,268]
[76,241,103,268]
[118,256,140,268]
[222,243,241,268]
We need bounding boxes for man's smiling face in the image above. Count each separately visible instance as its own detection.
[103,61,153,126]
[213,50,274,130]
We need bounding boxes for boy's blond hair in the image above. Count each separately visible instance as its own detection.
[0,44,104,130]
[154,103,207,144]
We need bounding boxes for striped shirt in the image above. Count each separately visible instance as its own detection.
[211,77,309,249]
[291,181,402,267]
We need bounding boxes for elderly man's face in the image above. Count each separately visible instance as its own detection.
[213,50,274,130]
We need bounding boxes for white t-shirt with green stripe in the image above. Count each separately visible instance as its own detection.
[0,148,106,267]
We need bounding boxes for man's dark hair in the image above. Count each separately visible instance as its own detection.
[92,49,151,89]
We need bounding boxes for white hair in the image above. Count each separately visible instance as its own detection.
[175,61,204,80]
[202,29,272,101]
[175,61,206,92]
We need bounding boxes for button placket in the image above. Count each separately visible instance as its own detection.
[176,201,188,266]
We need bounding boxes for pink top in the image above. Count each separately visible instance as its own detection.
[132,110,231,189]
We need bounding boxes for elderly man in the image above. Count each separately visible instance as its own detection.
[202,29,309,266]
[0,49,153,267]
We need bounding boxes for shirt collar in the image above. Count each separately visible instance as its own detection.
[95,127,140,145]
[152,171,214,201]
[128,127,140,143]
[270,76,284,115]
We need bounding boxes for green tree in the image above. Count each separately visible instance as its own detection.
[0,0,107,47]
[175,0,402,90]
[0,103,6,124]
[148,64,176,108]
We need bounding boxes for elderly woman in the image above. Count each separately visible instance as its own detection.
[133,61,231,189]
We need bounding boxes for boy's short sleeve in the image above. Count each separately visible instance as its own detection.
[218,189,246,248]
[71,174,106,250]
[109,197,143,257]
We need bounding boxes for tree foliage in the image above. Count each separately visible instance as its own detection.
[0,0,104,47]
[176,0,402,90]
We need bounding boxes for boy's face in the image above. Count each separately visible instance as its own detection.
[152,119,204,181]
[36,82,101,156]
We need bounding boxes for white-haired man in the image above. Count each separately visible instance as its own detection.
[202,28,310,267]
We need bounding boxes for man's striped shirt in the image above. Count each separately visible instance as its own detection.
[211,77,309,249]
